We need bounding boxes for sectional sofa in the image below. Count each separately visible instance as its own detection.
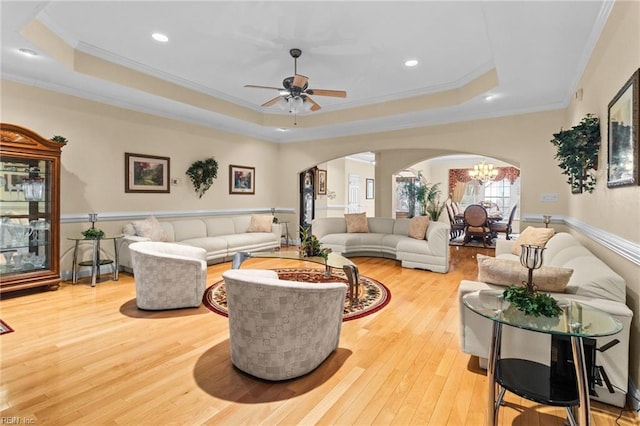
[312,216,450,273]
[458,231,633,407]
[119,215,282,273]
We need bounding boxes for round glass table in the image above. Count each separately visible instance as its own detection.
[232,250,360,305]
[463,290,623,426]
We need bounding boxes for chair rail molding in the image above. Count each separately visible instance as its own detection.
[524,214,640,266]
[61,208,296,224]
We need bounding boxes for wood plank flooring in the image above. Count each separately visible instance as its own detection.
[1,245,638,425]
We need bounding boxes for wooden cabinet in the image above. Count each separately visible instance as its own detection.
[0,123,65,294]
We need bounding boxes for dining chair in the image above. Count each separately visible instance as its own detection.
[463,204,492,247]
[446,202,465,240]
[489,203,518,240]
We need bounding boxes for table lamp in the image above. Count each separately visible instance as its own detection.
[520,244,545,294]
[88,213,98,229]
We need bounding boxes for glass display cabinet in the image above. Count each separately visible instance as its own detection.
[0,123,65,294]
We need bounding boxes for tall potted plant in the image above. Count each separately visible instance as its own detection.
[550,114,600,193]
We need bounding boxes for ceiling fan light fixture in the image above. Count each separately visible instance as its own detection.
[291,96,304,111]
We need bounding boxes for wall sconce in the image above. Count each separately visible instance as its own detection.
[543,215,552,228]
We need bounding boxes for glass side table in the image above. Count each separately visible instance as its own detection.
[68,235,123,287]
[463,290,623,426]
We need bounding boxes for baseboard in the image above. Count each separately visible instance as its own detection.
[629,377,640,412]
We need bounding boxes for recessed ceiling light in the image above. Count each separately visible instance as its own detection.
[276,128,289,132]
[485,94,495,101]
[404,59,419,68]
[18,48,38,57]
[152,33,169,42]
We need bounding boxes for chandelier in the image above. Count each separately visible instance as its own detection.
[469,161,498,184]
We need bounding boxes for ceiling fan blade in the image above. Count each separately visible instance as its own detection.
[305,96,322,111]
[307,89,347,98]
[292,74,309,88]
[261,96,283,107]
[244,84,283,90]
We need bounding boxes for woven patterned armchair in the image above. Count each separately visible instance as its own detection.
[129,242,207,310]
[222,269,347,381]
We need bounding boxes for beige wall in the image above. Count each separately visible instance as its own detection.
[1,80,281,268]
[561,0,640,383]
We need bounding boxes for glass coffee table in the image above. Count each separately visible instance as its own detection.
[463,290,623,426]
[232,250,361,305]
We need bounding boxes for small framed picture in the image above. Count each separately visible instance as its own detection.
[229,165,255,194]
[125,153,170,193]
[317,169,327,195]
[366,178,375,199]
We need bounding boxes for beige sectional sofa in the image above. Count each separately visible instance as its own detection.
[119,215,282,273]
[312,216,450,273]
[458,232,633,407]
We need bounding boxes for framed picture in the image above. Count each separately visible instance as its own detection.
[316,169,327,195]
[125,153,170,193]
[366,178,375,199]
[607,68,639,188]
[229,164,255,194]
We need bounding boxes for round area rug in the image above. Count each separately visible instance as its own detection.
[203,268,391,321]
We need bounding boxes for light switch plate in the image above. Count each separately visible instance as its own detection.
[540,193,559,202]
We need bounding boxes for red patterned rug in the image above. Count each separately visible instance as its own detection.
[0,319,14,335]
[203,268,391,321]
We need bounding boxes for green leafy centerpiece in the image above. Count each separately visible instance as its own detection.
[82,228,104,239]
[503,244,561,318]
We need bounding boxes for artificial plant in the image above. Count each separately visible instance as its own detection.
[299,226,330,259]
[186,157,219,198]
[550,113,600,193]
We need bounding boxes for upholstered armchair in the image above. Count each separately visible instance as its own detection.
[129,241,207,310]
[222,269,347,381]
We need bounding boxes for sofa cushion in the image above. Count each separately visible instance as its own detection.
[171,220,208,242]
[204,217,235,237]
[132,216,167,242]
[392,218,411,236]
[178,237,228,256]
[476,254,573,292]
[247,214,273,232]
[407,216,429,240]
[511,226,555,256]
[367,218,395,234]
[345,213,369,233]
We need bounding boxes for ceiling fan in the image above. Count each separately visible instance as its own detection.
[244,48,347,113]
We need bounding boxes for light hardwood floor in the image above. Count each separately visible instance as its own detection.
[1,245,638,425]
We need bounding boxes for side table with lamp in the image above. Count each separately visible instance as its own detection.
[68,213,122,286]
[463,244,624,426]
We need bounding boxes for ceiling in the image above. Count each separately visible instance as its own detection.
[1,1,610,143]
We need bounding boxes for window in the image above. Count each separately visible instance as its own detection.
[460,177,520,219]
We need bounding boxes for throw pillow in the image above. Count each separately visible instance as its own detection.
[247,214,273,232]
[511,226,555,256]
[407,216,430,240]
[344,212,369,233]
[132,216,167,242]
[476,254,573,292]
